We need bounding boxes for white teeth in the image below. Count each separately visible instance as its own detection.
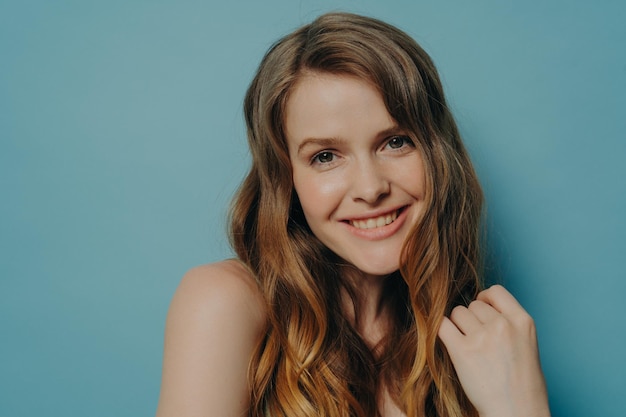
[350,210,398,229]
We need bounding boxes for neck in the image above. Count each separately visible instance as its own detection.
[341,268,394,350]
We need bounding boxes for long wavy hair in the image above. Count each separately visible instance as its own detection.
[229,12,483,417]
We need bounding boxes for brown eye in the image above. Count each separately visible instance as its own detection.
[387,136,411,149]
[313,151,335,164]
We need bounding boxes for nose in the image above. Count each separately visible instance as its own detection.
[350,159,390,204]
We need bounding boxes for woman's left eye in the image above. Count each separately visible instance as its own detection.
[386,135,413,149]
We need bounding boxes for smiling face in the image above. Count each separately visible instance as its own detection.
[285,72,427,278]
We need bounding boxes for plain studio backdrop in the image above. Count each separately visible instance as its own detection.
[1,1,624,416]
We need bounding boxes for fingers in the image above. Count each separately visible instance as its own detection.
[442,287,505,336]
[437,285,549,417]
[437,316,463,349]
[467,299,499,323]
[477,284,524,315]
[449,305,482,335]
[440,285,531,345]
[440,294,502,342]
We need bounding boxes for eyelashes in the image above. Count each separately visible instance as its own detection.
[312,151,336,164]
[309,135,414,166]
[386,135,414,150]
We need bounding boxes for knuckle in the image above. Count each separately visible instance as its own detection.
[450,305,466,320]
[487,283,502,292]
[468,300,482,311]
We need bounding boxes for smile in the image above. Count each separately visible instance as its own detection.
[349,209,400,230]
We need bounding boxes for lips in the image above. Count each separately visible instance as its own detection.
[347,208,402,230]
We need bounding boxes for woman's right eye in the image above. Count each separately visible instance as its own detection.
[312,151,335,164]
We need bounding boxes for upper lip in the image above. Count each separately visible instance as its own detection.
[339,205,406,222]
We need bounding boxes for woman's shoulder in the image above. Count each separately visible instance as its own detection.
[173,259,266,329]
[156,259,266,416]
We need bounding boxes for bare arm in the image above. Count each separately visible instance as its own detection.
[438,285,551,417]
[156,261,266,417]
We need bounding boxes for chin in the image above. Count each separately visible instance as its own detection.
[350,260,399,278]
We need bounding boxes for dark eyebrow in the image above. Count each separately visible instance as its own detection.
[297,137,345,156]
[377,125,405,139]
[296,125,404,156]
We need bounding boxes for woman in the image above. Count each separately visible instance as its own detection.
[156,12,551,417]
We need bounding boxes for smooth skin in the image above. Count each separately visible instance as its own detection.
[155,261,266,417]
[155,72,550,417]
[285,71,427,279]
[439,285,551,417]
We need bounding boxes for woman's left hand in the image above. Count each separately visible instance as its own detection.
[438,285,551,417]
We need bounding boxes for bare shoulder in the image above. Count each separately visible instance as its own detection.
[156,260,266,417]
[173,260,266,325]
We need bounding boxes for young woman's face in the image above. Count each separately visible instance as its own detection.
[285,72,427,277]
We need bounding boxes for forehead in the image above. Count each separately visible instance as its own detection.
[283,72,396,149]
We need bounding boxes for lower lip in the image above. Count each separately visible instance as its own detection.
[342,207,409,241]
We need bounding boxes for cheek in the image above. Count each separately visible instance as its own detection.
[293,173,345,219]
[405,172,426,197]
[397,157,427,197]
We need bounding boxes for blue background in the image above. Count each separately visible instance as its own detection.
[1,1,624,416]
